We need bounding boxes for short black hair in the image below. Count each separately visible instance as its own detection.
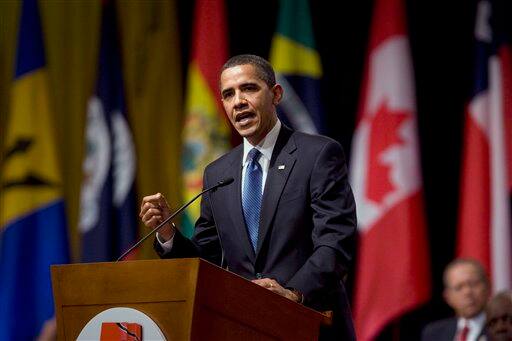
[221,54,276,88]
[443,258,490,288]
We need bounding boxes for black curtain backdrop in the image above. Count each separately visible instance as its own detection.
[177,0,478,338]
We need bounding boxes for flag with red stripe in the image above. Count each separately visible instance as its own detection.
[350,0,431,338]
[457,0,512,292]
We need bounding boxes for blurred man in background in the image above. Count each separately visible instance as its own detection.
[422,258,490,341]
[485,291,512,341]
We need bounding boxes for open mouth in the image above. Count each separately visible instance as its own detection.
[235,112,256,125]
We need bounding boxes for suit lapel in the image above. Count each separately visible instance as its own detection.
[256,126,296,257]
[225,146,256,259]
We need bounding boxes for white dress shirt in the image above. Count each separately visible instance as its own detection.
[157,119,282,251]
[241,119,281,198]
[456,312,486,341]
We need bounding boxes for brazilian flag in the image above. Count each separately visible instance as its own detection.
[0,0,70,338]
[270,0,325,134]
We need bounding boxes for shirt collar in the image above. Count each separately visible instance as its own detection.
[457,312,486,331]
[243,119,281,164]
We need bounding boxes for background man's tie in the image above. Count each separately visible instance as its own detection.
[458,323,470,341]
[242,148,262,251]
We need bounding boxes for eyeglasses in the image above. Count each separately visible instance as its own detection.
[447,279,485,293]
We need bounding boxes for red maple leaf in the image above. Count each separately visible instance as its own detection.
[366,100,410,204]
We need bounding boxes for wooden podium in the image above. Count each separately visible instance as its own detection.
[51,258,330,340]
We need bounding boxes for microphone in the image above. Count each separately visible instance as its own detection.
[116,177,234,261]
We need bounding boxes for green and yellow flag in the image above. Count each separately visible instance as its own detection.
[270,0,325,134]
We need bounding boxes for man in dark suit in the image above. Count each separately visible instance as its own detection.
[422,258,490,341]
[140,54,357,340]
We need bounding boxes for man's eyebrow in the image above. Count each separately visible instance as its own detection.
[221,87,233,96]
[221,81,259,94]
[240,81,258,87]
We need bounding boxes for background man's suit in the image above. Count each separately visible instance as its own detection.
[155,125,357,340]
[421,317,487,341]
[421,318,458,341]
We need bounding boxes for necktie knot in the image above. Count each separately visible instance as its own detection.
[458,323,470,341]
[247,148,261,163]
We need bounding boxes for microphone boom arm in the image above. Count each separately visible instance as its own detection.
[116,178,232,262]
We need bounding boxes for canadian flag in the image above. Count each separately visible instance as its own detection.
[457,0,512,292]
[350,0,431,339]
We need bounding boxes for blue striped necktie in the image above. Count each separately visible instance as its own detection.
[242,148,262,251]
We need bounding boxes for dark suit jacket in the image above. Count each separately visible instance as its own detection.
[422,318,458,341]
[421,317,487,341]
[155,125,357,340]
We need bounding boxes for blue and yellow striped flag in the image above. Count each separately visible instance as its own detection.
[0,0,69,338]
[270,0,325,134]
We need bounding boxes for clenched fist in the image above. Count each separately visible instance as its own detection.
[139,193,175,241]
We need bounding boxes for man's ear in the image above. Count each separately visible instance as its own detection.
[443,288,454,310]
[272,84,283,105]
